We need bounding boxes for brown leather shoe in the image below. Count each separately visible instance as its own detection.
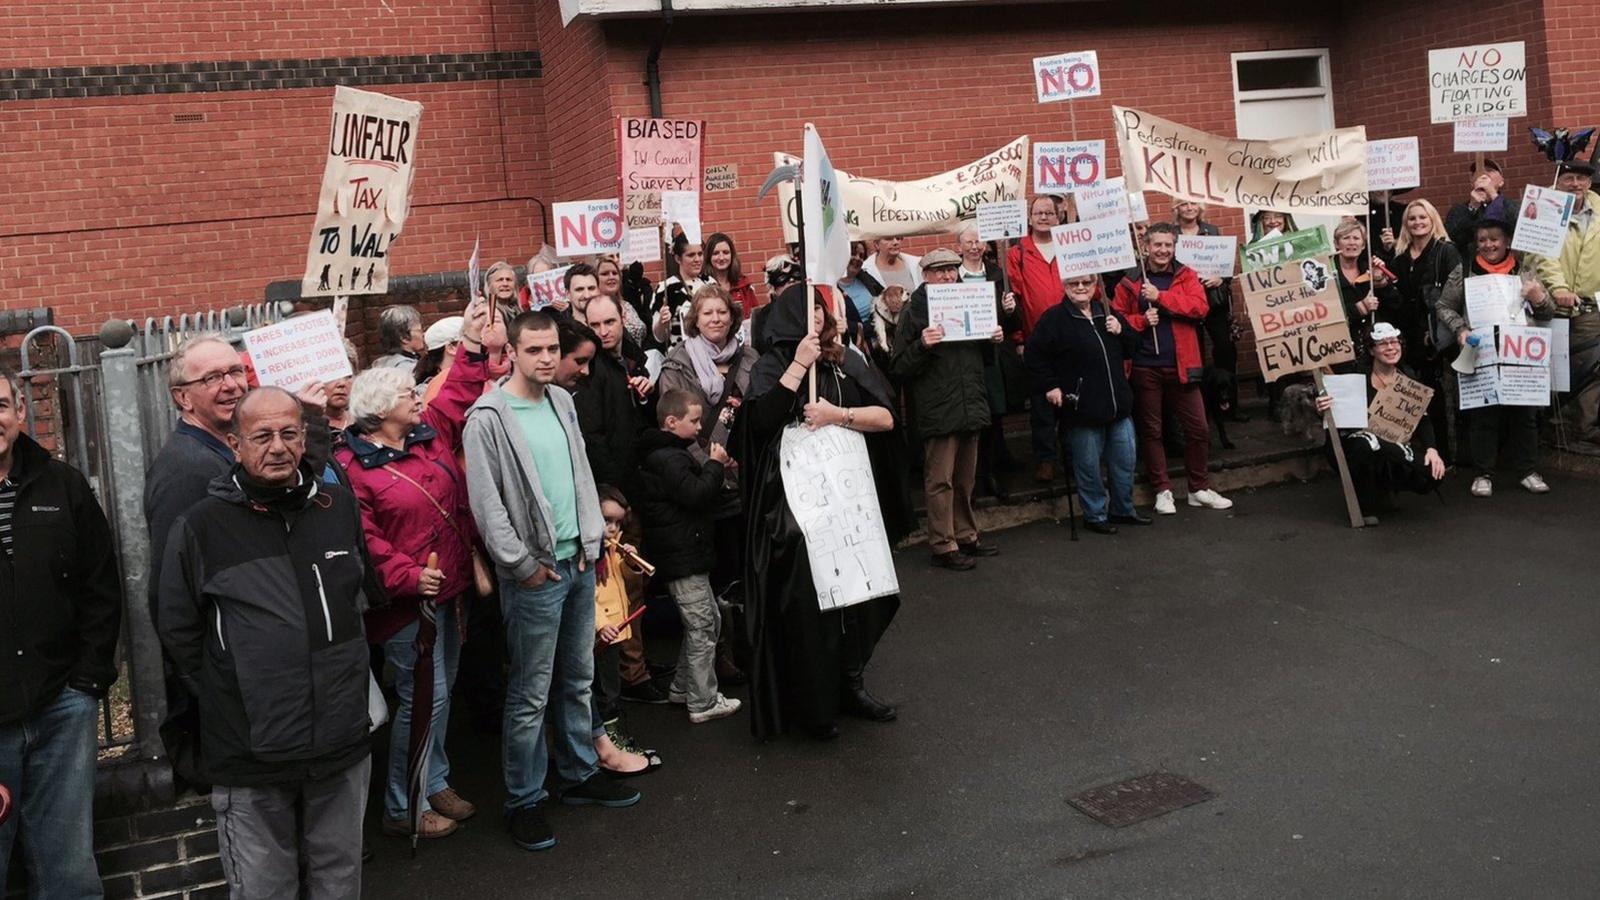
[382,810,458,839]
[427,788,477,821]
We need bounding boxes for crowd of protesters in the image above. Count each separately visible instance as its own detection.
[5,149,1598,896]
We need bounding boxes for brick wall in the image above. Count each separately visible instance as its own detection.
[5,799,222,899]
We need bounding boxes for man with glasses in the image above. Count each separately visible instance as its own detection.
[159,387,382,899]
[1533,154,1600,450]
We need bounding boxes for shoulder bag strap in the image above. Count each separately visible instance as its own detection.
[381,463,475,555]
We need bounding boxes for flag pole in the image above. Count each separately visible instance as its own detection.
[796,128,816,404]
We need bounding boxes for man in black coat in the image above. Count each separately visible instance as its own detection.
[572,295,652,492]
[0,368,122,896]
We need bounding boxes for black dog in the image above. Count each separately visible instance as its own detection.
[1200,366,1238,450]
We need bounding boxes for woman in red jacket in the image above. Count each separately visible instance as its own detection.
[704,232,760,317]
[335,297,492,840]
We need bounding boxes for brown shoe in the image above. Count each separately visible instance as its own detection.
[1034,461,1056,483]
[382,810,458,839]
[427,788,477,821]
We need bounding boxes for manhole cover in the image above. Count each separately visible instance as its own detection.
[1068,772,1215,828]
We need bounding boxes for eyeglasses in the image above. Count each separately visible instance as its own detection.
[1064,279,1097,289]
[176,365,248,389]
[243,428,305,448]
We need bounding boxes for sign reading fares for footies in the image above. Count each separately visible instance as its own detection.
[1176,234,1237,280]
[1511,185,1576,258]
[618,117,704,229]
[243,311,354,392]
[925,283,999,341]
[302,86,424,296]
[1052,218,1137,278]
[1241,255,1356,380]
[553,199,624,257]
[1033,51,1101,103]
[1454,119,1508,152]
[1366,137,1421,192]
[976,200,1027,241]
[778,425,900,612]
[1497,324,1554,407]
[1367,372,1435,444]
[1034,141,1105,193]
[1428,42,1528,124]
[526,266,572,311]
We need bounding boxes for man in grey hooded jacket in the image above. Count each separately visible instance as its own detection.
[462,310,639,853]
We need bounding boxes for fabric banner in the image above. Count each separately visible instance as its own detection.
[1112,106,1368,216]
[1241,255,1356,380]
[802,124,852,286]
[302,87,423,297]
[778,425,900,612]
[775,136,1030,242]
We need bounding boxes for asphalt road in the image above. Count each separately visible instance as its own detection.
[362,476,1600,899]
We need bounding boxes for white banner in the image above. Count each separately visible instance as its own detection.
[243,311,353,392]
[926,283,998,341]
[1053,217,1137,278]
[778,425,900,611]
[1428,42,1528,124]
[1176,234,1238,279]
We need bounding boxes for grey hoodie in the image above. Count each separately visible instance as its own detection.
[463,384,604,583]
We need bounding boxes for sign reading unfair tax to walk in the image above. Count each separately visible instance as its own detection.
[617,117,704,228]
[1033,51,1101,103]
[1428,42,1527,124]
[1176,234,1238,280]
[1366,372,1434,444]
[1034,141,1105,193]
[243,312,353,393]
[553,199,624,257]
[1051,218,1137,279]
[1454,119,1509,153]
[925,283,999,341]
[303,87,423,297]
[1365,137,1421,192]
[1241,255,1356,380]
[1113,106,1369,215]
[779,425,900,612]
[976,200,1027,241]
[1511,185,1576,258]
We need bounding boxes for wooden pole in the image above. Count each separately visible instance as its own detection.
[806,282,818,404]
[1312,369,1367,529]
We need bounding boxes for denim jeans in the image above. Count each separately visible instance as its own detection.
[667,574,721,713]
[0,685,102,899]
[381,603,461,820]
[1068,418,1137,523]
[500,559,598,811]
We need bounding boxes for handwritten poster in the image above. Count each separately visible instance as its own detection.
[618,117,704,229]
[1034,141,1105,193]
[1033,51,1101,103]
[243,311,354,392]
[1367,372,1434,444]
[1428,42,1528,124]
[1053,217,1137,278]
[976,200,1027,241]
[1176,234,1238,279]
[926,283,999,341]
[526,266,572,311]
[302,87,424,296]
[1241,255,1356,380]
[1511,185,1575,258]
[703,163,738,193]
[778,425,900,612]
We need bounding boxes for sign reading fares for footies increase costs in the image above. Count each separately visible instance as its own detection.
[1052,218,1137,278]
[976,200,1027,241]
[1366,137,1421,192]
[243,311,354,393]
[1511,185,1576,258]
[1176,234,1238,280]
[925,283,999,341]
[526,265,571,311]
[779,425,900,612]
[1454,119,1509,152]
[1241,255,1356,380]
[1033,51,1100,103]
[1428,41,1528,124]
[1033,141,1105,193]
[553,199,623,257]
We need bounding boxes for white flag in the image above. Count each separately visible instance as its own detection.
[801,123,851,286]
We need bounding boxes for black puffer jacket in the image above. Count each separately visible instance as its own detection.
[634,429,726,581]
[573,344,650,493]
[157,466,381,786]
[1025,300,1137,428]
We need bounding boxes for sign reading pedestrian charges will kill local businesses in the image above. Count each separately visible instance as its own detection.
[1112,106,1369,216]
[1242,256,1356,381]
[617,117,704,228]
[1428,41,1527,124]
[302,86,423,297]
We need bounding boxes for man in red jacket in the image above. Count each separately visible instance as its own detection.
[1007,196,1069,482]
[1112,223,1233,515]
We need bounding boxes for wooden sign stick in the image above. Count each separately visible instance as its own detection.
[1312,369,1366,529]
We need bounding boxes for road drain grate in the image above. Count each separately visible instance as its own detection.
[1068,772,1215,827]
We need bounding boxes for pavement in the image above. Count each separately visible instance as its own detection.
[361,474,1600,899]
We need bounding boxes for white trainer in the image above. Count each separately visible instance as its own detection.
[1520,472,1550,494]
[1153,490,1177,515]
[1470,476,1493,497]
[1187,489,1234,510]
[688,694,742,724]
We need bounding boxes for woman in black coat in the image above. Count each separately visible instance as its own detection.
[1332,219,1406,369]
[1387,199,1462,460]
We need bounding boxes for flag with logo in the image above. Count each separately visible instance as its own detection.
[801,123,851,286]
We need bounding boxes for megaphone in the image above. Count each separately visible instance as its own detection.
[1452,336,1481,375]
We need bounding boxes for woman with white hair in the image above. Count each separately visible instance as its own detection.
[334,296,494,840]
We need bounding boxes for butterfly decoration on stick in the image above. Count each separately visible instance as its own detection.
[1529,126,1596,163]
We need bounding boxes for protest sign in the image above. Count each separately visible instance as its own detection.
[1033,51,1101,103]
[243,311,353,392]
[1053,217,1137,278]
[1176,234,1237,279]
[624,226,662,265]
[778,425,900,611]
[773,136,1029,242]
[1428,42,1528,124]
[976,199,1027,241]
[1511,185,1576,258]
[703,163,738,193]
[1458,368,1499,410]
[1496,364,1550,406]
[661,189,702,244]
[467,237,481,301]
[1241,255,1356,380]
[302,87,424,296]
[926,283,999,341]
[1454,119,1508,152]
[553,199,624,257]
[1551,318,1571,391]
[617,117,704,229]
[1034,141,1105,193]
[1126,189,1149,223]
[1113,106,1368,215]
[331,296,349,335]
[1464,273,1525,327]
[1367,372,1434,444]
[1074,177,1136,223]
[526,266,572,310]
[1366,137,1421,192]
[1498,324,1551,368]
[1239,226,1333,274]
[801,124,852,286]
[1322,373,1368,430]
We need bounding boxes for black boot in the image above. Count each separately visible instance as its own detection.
[840,668,897,722]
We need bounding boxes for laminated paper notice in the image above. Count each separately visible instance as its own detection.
[778,425,899,612]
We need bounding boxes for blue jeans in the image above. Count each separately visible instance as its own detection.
[0,686,102,899]
[1068,418,1137,523]
[382,603,461,820]
[501,559,598,811]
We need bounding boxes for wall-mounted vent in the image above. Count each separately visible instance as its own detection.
[172,113,206,124]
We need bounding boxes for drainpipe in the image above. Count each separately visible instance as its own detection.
[645,0,673,117]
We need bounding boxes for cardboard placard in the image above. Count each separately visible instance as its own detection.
[1176,234,1238,279]
[703,163,738,193]
[526,266,572,311]
[1511,185,1575,258]
[1428,42,1528,124]
[1052,217,1138,278]
[1241,255,1356,381]
[553,199,624,257]
[618,117,704,229]
[925,283,999,341]
[976,200,1027,241]
[1454,119,1508,152]
[1464,273,1525,328]
[778,425,900,611]
[1367,371,1434,444]
[1033,51,1101,103]
[1033,140,1105,193]
[1366,137,1421,192]
[243,311,354,392]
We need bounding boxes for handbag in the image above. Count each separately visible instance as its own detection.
[382,464,494,598]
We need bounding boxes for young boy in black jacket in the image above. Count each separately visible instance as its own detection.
[635,389,742,724]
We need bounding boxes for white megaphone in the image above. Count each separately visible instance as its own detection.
[1452,336,1481,375]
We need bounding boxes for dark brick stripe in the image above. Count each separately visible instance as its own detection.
[0,51,539,101]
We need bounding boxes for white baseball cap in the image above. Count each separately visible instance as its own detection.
[424,315,464,351]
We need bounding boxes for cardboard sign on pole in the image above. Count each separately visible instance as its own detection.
[1033,141,1105,193]
[1241,255,1356,380]
[1033,51,1101,103]
[1366,137,1421,192]
[1428,42,1528,124]
[243,311,354,392]
[1052,218,1137,278]
[618,117,705,229]
[553,199,624,257]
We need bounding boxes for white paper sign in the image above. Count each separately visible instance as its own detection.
[526,266,572,310]
[1126,189,1149,223]
[1176,234,1238,279]
[1322,373,1369,430]
[925,283,999,341]
[976,200,1027,241]
[661,189,702,244]
[243,311,354,392]
[1551,317,1571,391]
[1366,137,1421,192]
[1458,368,1500,410]
[1075,177,1134,223]
[1428,42,1528,124]
[624,227,662,265]
[1496,364,1550,406]
[1053,217,1137,278]
[1033,141,1105,193]
[778,425,900,611]
[553,199,624,256]
[1465,274,1525,328]
[1498,324,1551,367]
[1454,119,1508,152]
[467,237,481,301]
[1033,51,1101,103]
[1511,185,1576,258]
